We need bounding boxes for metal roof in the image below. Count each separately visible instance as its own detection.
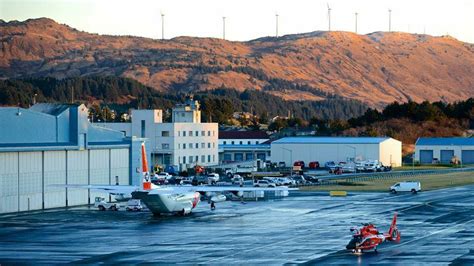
[219,131,269,139]
[29,103,76,116]
[272,137,392,144]
[416,138,474,146]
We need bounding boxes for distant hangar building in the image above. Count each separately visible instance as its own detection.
[271,137,402,167]
[415,138,474,164]
[0,104,143,214]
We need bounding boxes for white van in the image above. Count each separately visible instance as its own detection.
[390,181,421,194]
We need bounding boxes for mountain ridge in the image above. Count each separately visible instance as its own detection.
[1,18,474,107]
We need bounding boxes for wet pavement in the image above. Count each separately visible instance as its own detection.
[1,186,474,264]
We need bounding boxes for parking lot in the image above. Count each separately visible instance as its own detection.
[1,185,474,264]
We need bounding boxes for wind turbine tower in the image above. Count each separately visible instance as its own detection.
[222,17,226,40]
[275,13,279,37]
[161,13,165,39]
[327,4,331,31]
[355,12,358,33]
[388,9,392,32]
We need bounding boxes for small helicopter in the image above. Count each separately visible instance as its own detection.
[346,212,401,253]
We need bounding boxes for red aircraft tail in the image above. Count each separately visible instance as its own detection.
[386,212,401,242]
[386,213,400,242]
[141,143,152,190]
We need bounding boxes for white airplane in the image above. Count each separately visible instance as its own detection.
[61,143,297,216]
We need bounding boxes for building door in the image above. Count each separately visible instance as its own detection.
[461,150,474,164]
[419,150,433,164]
[440,150,454,164]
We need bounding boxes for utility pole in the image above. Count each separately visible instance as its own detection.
[161,13,165,40]
[275,14,279,37]
[222,16,226,40]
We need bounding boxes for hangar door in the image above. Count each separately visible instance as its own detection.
[440,150,454,164]
[461,150,474,164]
[419,150,433,164]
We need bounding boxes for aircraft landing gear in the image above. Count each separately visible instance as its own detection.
[210,202,216,211]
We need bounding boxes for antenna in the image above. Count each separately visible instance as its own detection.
[222,16,226,40]
[161,12,165,40]
[275,13,279,37]
[388,9,392,32]
[355,12,358,34]
[327,3,331,32]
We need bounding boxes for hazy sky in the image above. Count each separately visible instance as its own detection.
[1,0,473,43]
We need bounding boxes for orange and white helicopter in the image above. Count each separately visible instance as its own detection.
[346,212,401,253]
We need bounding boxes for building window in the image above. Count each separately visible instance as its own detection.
[195,143,198,149]
[248,141,251,145]
[201,143,205,148]
[178,131,181,137]
[231,141,235,145]
[178,143,180,149]
[223,154,231,161]
[213,143,215,148]
[162,131,170,137]
[208,155,211,162]
[239,141,243,145]
[213,155,215,162]
[201,130,205,136]
[189,131,193,136]
[183,143,186,149]
[246,153,254,160]
[140,120,146,138]
[195,155,198,162]
[162,143,169,149]
[235,153,243,161]
[195,131,199,136]
[189,143,193,149]
[183,156,186,164]
[208,131,211,136]
[201,155,205,163]
[178,156,181,163]
[189,156,193,163]
[208,143,211,148]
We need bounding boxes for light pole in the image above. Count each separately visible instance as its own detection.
[345,145,356,162]
[281,147,293,176]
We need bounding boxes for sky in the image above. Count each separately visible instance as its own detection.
[1,0,473,43]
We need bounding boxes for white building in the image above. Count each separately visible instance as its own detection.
[96,99,218,172]
[271,137,402,167]
[218,131,270,163]
[415,138,474,164]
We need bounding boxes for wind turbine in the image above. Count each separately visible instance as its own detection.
[327,3,331,31]
[222,16,226,40]
[161,12,165,39]
[388,9,392,32]
[355,12,358,34]
[275,13,279,37]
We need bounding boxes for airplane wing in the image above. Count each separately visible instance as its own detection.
[147,185,298,195]
[51,184,139,195]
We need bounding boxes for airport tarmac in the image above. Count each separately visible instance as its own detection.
[1,185,474,264]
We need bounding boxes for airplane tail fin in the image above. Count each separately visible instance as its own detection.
[386,212,400,242]
[141,143,151,190]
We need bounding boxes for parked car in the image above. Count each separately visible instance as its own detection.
[277,177,295,186]
[303,175,319,183]
[125,199,143,211]
[290,175,306,185]
[278,161,286,168]
[309,161,320,169]
[325,161,336,171]
[207,173,220,185]
[264,176,282,186]
[254,180,276,188]
[156,172,173,180]
[231,175,244,185]
[390,181,421,194]
[192,175,209,185]
[293,161,305,168]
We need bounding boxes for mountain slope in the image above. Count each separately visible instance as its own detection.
[1,18,474,107]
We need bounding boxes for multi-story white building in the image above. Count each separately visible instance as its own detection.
[96,99,218,172]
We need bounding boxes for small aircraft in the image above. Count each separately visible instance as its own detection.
[59,143,297,216]
[345,212,400,253]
